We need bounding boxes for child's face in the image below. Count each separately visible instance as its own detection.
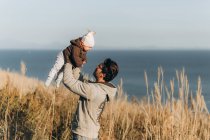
[81,41,92,51]
[83,45,92,51]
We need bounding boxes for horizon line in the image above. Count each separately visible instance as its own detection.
[1,48,210,51]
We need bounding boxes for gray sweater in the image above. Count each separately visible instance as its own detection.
[63,63,117,138]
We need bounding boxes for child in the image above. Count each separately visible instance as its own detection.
[45,31,95,87]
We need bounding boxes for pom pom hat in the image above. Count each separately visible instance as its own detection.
[82,31,96,47]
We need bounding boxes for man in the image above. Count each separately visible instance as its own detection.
[63,48,119,140]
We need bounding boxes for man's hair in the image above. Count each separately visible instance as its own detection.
[102,58,119,82]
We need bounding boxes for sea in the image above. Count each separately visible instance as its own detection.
[0,50,210,110]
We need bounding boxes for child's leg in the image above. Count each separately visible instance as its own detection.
[45,51,64,87]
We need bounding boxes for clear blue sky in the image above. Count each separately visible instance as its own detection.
[0,0,210,50]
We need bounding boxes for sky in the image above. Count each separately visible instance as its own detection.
[0,0,210,50]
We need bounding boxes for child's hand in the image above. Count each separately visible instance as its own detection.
[83,60,86,64]
[81,60,86,67]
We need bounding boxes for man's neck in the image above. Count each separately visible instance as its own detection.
[96,79,105,83]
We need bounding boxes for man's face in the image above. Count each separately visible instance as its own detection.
[93,63,104,80]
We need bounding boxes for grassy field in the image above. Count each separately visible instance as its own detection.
[0,67,209,140]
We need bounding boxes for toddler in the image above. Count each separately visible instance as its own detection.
[45,31,95,87]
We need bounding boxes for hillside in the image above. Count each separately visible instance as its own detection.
[0,68,209,140]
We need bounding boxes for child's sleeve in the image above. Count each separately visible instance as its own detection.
[70,46,84,67]
[45,51,64,87]
[82,55,87,63]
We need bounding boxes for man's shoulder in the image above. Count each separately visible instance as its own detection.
[88,82,117,93]
[92,82,116,88]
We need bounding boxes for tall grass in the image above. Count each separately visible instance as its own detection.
[0,67,209,140]
[20,61,27,76]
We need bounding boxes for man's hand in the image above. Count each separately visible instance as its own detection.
[63,47,71,64]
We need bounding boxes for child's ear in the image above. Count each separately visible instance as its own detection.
[80,41,84,46]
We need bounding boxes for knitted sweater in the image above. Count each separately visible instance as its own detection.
[63,63,117,138]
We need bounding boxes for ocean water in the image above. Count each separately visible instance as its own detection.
[0,50,210,109]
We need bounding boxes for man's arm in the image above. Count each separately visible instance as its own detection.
[63,48,93,99]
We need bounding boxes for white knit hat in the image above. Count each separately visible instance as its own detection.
[81,31,96,47]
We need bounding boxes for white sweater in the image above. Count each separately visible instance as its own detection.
[45,51,80,87]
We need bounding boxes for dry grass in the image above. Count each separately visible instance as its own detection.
[0,67,209,140]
